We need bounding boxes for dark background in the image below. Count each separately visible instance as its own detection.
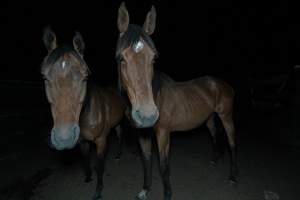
[0,0,291,135]
[2,1,300,199]
[0,0,289,82]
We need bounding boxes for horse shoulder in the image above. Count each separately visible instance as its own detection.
[155,84,176,126]
[89,88,106,124]
[79,87,107,140]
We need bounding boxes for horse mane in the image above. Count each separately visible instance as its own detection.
[45,45,82,65]
[116,24,158,59]
[42,44,90,75]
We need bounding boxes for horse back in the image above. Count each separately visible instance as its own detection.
[193,76,235,114]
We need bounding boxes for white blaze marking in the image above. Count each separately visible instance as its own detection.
[133,40,144,53]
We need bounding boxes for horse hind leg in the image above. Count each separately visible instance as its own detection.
[218,112,239,184]
[80,140,93,183]
[206,113,224,166]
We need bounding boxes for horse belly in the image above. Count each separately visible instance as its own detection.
[171,104,212,132]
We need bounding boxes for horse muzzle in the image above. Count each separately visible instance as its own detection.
[50,124,80,150]
[131,106,159,128]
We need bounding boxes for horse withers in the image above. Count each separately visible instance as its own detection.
[41,27,125,200]
[116,3,238,200]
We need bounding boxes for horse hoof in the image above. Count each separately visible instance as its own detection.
[114,157,121,163]
[164,194,172,200]
[131,151,140,159]
[115,152,121,160]
[135,190,147,200]
[85,176,93,183]
[210,160,217,167]
[135,196,147,200]
[92,194,102,200]
[228,176,238,186]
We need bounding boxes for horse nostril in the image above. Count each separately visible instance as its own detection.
[73,125,80,137]
[135,110,147,122]
[51,129,60,142]
[150,114,157,121]
[135,110,141,118]
[152,109,159,121]
[72,125,80,145]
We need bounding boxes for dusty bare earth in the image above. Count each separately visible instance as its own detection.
[1,110,300,200]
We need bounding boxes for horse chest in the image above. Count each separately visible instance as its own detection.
[80,107,109,141]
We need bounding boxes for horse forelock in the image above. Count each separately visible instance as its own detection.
[42,45,90,77]
[116,24,158,59]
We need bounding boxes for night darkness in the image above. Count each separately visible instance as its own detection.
[1,1,299,200]
[1,1,289,81]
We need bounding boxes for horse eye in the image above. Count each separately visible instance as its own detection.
[43,75,51,82]
[118,56,125,64]
[44,78,49,84]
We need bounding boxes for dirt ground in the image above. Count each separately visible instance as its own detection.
[1,110,300,200]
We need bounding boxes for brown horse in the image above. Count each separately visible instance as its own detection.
[116,3,238,200]
[41,27,125,200]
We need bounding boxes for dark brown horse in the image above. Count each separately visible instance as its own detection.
[41,27,125,200]
[116,3,238,200]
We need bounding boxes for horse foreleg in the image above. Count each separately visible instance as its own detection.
[115,125,123,161]
[80,140,92,183]
[136,129,152,200]
[93,136,107,200]
[219,113,238,184]
[156,128,172,200]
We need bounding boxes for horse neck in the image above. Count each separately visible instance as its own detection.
[152,71,161,100]
[80,83,93,118]
[80,84,109,127]
[81,84,103,116]
[152,70,174,95]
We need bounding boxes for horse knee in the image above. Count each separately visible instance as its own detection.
[95,137,107,156]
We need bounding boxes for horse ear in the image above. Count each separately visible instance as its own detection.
[117,2,129,33]
[43,26,57,52]
[143,5,156,35]
[73,31,85,56]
